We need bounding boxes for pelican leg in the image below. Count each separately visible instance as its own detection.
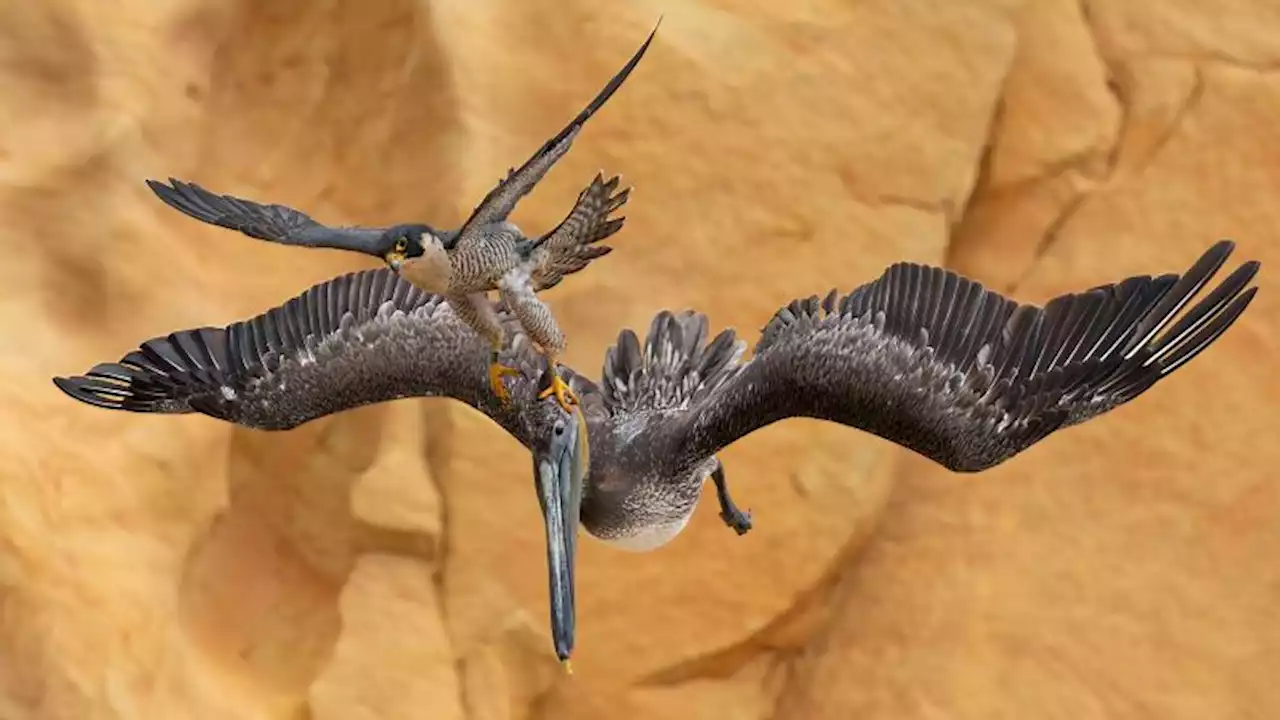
[711,461,752,535]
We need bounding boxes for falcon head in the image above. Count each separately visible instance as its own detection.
[378,224,452,293]
[377,224,437,267]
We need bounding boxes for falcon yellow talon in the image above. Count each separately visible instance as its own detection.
[488,361,520,404]
[538,373,580,412]
[561,658,574,675]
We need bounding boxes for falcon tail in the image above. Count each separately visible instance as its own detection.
[529,172,631,291]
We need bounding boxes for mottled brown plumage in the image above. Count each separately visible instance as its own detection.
[53,240,1260,665]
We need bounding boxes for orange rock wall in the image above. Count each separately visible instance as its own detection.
[1,1,1277,718]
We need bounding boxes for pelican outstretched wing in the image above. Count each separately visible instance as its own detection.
[146,178,389,254]
[53,269,557,445]
[613,241,1259,473]
[530,172,630,291]
[450,22,657,252]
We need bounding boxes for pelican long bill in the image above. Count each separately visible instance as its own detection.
[533,404,589,664]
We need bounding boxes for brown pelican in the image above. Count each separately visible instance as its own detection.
[143,21,660,414]
[53,240,1260,663]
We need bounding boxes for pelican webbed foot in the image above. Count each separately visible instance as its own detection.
[488,349,521,406]
[712,461,752,535]
[537,354,580,413]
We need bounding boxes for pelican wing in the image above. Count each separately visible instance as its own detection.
[54,269,554,445]
[450,23,656,252]
[645,241,1259,472]
[147,178,388,254]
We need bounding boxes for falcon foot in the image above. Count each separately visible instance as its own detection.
[488,352,521,406]
[535,356,581,412]
[711,461,752,536]
[537,368,583,409]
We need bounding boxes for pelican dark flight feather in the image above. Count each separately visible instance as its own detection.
[143,22,660,415]
[53,241,1260,662]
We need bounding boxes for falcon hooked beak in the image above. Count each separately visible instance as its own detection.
[532,404,589,672]
[384,247,406,271]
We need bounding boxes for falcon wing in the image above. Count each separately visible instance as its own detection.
[53,269,556,445]
[611,241,1259,473]
[450,23,656,252]
[530,171,629,291]
[147,178,387,254]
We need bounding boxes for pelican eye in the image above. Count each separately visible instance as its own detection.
[554,424,565,437]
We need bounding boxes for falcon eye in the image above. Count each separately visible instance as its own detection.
[393,238,408,254]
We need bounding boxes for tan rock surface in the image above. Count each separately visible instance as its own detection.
[1,1,1275,719]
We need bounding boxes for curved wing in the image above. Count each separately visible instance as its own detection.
[627,241,1260,473]
[450,22,656,252]
[146,178,388,254]
[53,269,556,445]
[530,172,629,291]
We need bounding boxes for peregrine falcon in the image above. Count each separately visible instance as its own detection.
[144,23,659,413]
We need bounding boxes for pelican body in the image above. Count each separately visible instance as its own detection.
[143,23,659,414]
[54,241,1261,663]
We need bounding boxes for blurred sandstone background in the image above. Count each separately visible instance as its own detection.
[1,0,1278,718]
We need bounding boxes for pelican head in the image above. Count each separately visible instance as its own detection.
[529,399,590,666]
